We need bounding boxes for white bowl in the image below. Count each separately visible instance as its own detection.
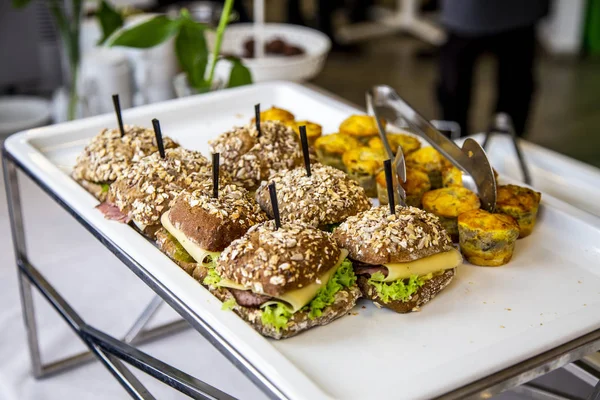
[207,23,331,82]
[0,96,51,136]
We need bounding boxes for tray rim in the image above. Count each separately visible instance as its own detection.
[4,80,600,400]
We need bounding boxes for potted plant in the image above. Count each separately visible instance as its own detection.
[107,0,251,96]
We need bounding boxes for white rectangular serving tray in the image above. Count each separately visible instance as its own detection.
[462,134,600,218]
[6,81,600,400]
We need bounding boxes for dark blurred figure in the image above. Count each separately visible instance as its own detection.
[287,0,372,50]
[437,0,549,136]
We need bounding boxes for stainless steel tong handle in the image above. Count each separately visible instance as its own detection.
[366,85,497,212]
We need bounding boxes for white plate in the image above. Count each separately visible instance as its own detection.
[463,134,600,218]
[5,82,600,400]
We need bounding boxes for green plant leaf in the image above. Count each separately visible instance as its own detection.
[96,0,124,45]
[224,56,252,88]
[12,0,33,8]
[108,15,181,48]
[175,18,209,89]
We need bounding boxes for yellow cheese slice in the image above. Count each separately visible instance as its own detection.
[377,248,463,282]
[218,249,349,312]
[160,211,221,265]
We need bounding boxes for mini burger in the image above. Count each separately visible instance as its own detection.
[333,206,462,313]
[209,221,361,339]
[255,163,372,231]
[209,121,304,191]
[98,148,229,237]
[72,125,178,200]
[156,183,268,280]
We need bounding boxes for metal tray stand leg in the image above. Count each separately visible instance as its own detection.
[2,153,235,400]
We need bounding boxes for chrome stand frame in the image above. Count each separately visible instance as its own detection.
[4,142,600,400]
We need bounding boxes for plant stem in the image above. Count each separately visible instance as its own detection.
[207,0,234,85]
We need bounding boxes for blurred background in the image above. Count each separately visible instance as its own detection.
[1,0,599,165]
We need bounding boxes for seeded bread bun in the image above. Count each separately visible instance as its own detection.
[168,184,268,252]
[209,121,303,191]
[255,164,371,228]
[108,148,230,230]
[333,206,453,265]
[357,269,455,313]
[73,125,178,185]
[208,284,361,339]
[216,221,341,297]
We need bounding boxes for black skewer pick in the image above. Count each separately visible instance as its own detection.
[255,103,261,137]
[299,125,311,177]
[151,118,166,159]
[268,182,281,229]
[112,94,125,137]
[384,159,396,215]
[212,153,220,198]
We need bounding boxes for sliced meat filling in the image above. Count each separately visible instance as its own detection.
[96,202,130,223]
[229,289,272,307]
[351,259,389,277]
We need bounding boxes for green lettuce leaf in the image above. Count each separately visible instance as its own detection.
[261,302,293,332]
[101,183,110,193]
[305,258,356,319]
[260,258,357,331]
[325,223,340,233]
[202,256,221,286]
[221,298,236,311]
[367,273,427,304]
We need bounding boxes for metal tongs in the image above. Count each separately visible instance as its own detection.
[366,85,497,212]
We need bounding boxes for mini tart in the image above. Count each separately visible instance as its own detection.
[422,187,481,241]
[209,121,303,191]
[496,184,542,238]
[252,106,295,123]
[339,115,385,144]
[406,147,443,189]
[256,163,371,228]
[375,168,431,208]
[458,209,520,266]
[72,125,178,199]
[342,146,386,197]
[367,133,421,156]
[442,166,463,188]
[314,133,361,172]
[285,120,323,145]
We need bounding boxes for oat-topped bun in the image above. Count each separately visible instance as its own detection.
[334,206,453,265]
[255,163,371,229]
[217,221,341,296]
[72,125,178,184]
[166,184,268,252]
[209,121,303,191]
[105,148,230,232]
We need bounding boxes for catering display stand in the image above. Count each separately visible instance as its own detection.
[4,82,600,400]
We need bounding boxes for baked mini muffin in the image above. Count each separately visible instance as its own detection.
[458,209,520,266]
[376,167,431,208]
[342,146,386,197]
[285,120,323,145]
[442,166,463,188]
[422,187,481,241]
[406,147,443,189]
[367,133,421,156]
[339,115,385,144]
[314,133,360,171]
[496,184,542,238]
[255,163,371,230]
[252,106,295,123]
